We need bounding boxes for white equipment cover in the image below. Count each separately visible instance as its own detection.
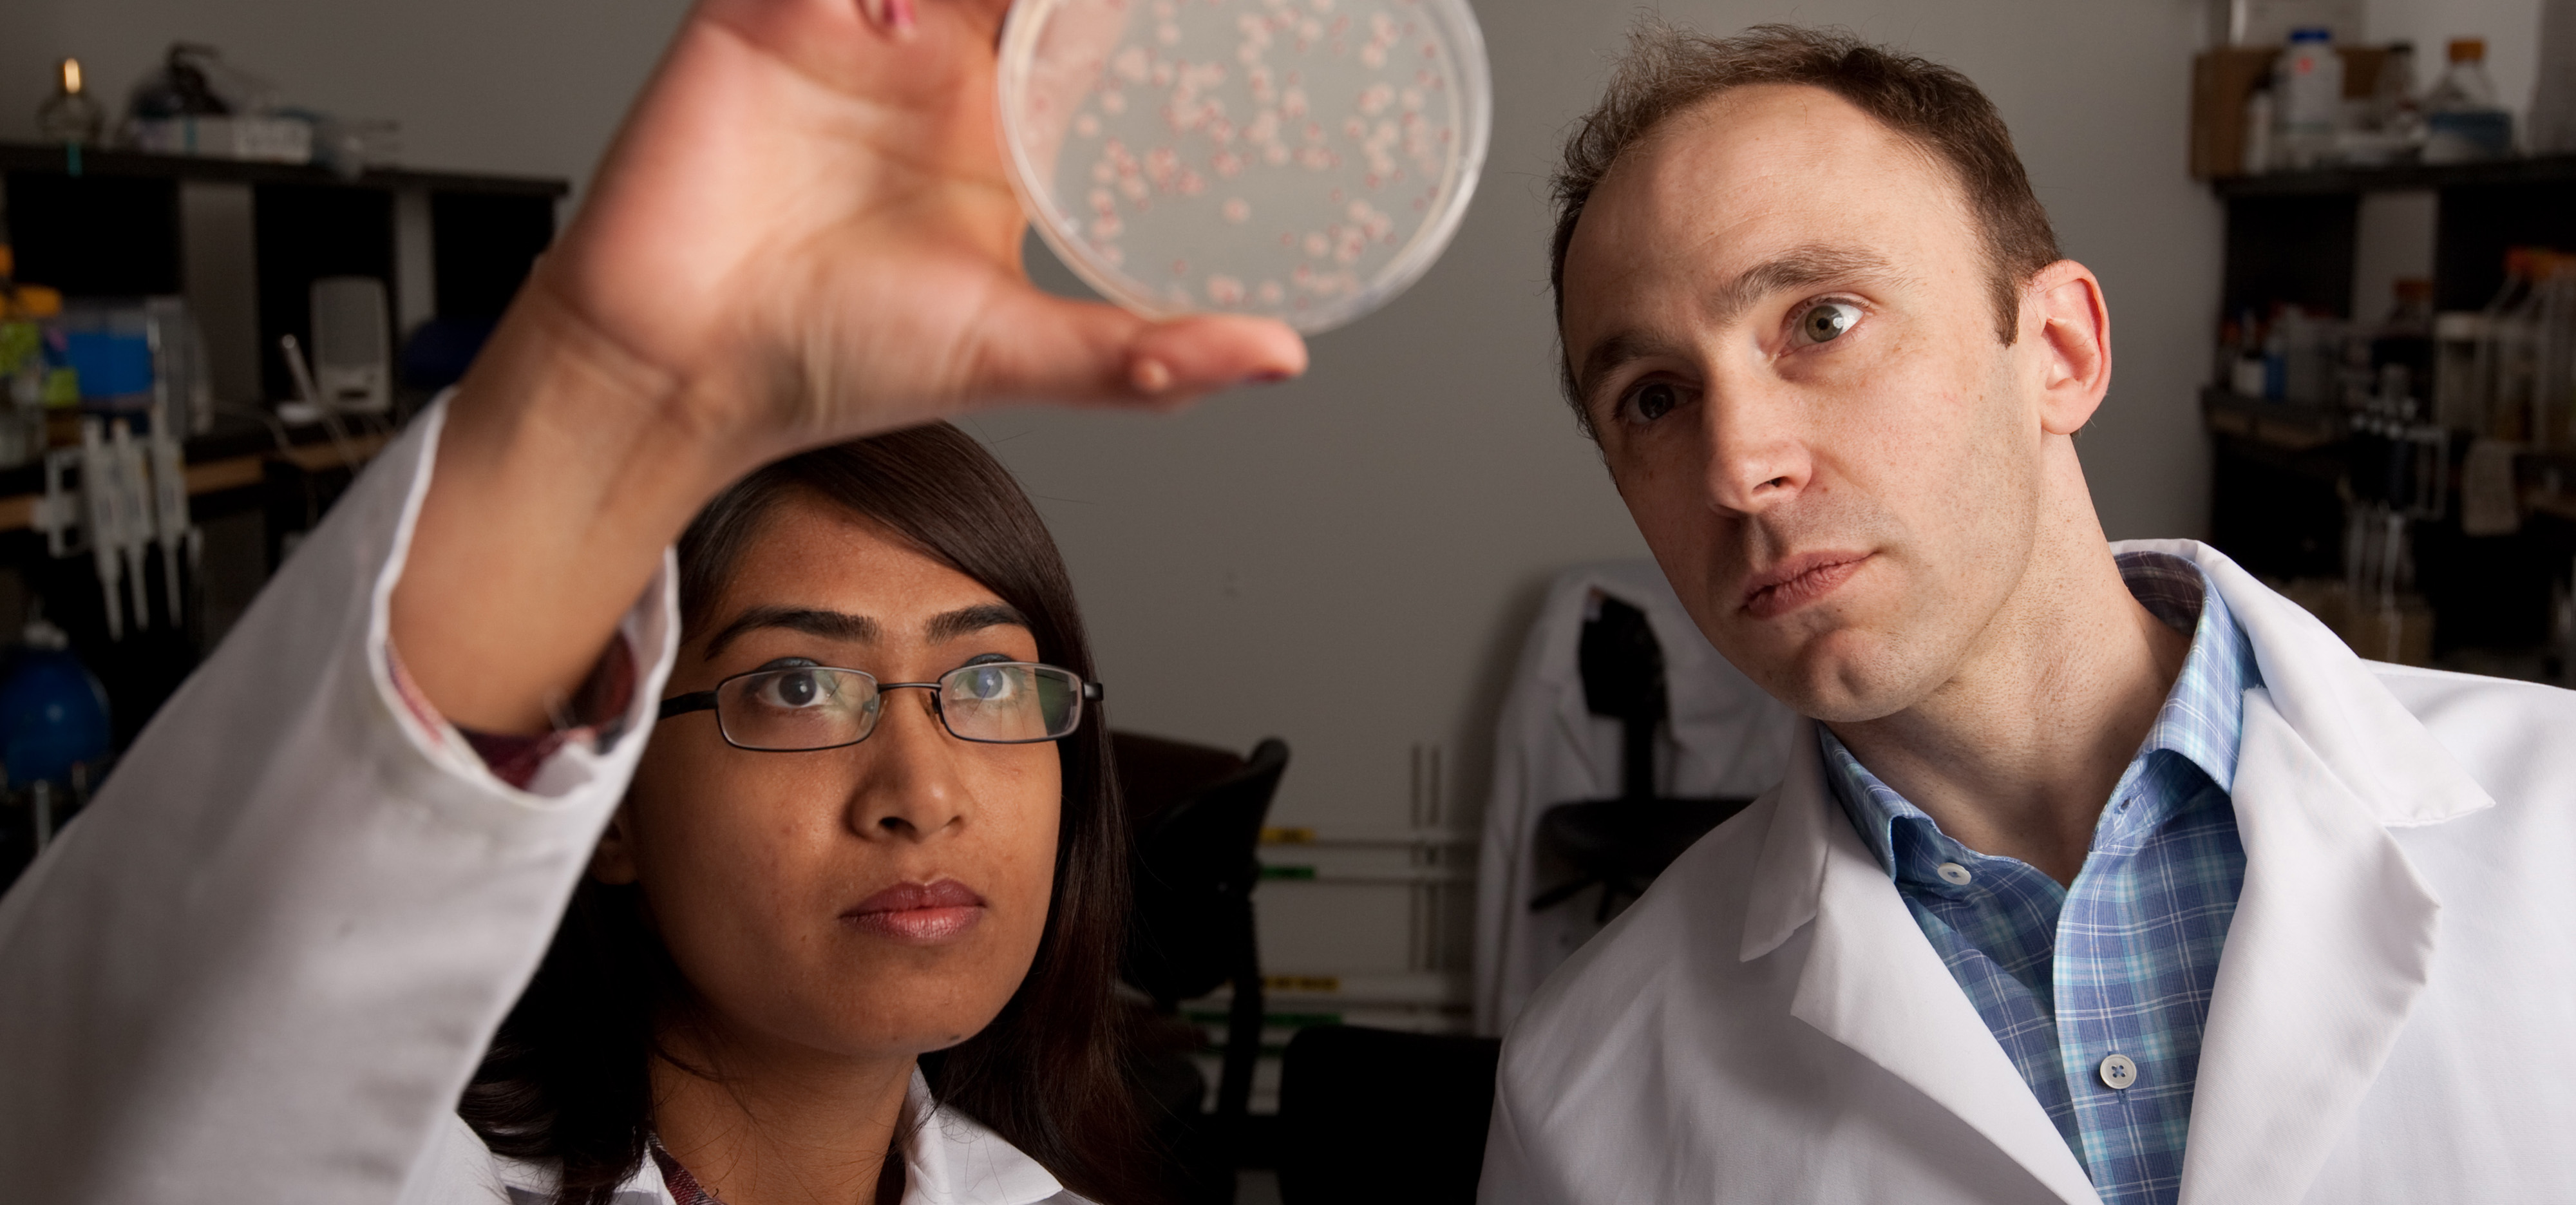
[1471,560,1794,1036]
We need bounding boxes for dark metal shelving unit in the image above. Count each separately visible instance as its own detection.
[1,139,565,755]
[2206,159,2576,665]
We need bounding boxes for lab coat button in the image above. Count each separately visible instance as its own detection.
[1936,862,1972,886]
[2099,1054,2137,1090]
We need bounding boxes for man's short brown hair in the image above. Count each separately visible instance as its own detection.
[1549,22,2061,410]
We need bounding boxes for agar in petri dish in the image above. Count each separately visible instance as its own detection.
[998,0,1491,334]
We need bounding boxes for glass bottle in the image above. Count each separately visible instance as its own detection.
[2424,39,2515,162]
[34,58,104,146]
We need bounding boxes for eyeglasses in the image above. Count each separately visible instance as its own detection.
[656,662,1102,752]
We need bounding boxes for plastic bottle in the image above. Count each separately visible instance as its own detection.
[2535,256,2576,449]
[2424,39,2515,162]
[2482,249,2548,441]
[2275,28,2345,170]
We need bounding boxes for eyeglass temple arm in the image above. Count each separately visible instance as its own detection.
[658,690,720,721]
[1084,681,1104,701]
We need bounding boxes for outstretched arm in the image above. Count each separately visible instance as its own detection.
[393,0,1306,733]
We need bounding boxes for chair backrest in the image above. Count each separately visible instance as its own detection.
[1277,1025,1503,1205]
[1117,734,1291,1006]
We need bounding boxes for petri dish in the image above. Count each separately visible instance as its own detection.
[997,0,1491,334]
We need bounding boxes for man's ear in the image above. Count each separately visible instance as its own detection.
[591,802,641,885]
[2020,260,2112,436]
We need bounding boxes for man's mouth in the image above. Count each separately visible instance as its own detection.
[1741,551,1871,620]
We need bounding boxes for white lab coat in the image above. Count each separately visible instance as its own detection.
[1480,538,2576,1204]
[0,401,1084,1205]
[1472,561,1795,1036]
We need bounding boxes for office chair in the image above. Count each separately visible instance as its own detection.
[1528,596,1752,922]
[1276,1024,1504,1205]
[1115,731,1292,1119]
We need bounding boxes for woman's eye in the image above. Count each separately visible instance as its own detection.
[1624,381,1683,424]
[761,670,831,708]
[961,667,1017,701]
[1794,301,1861,346]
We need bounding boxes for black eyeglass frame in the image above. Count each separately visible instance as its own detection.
[656,662,1105,752]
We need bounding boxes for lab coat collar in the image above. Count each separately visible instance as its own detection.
[1735,539,2485,1205]
[497,1070,1069,1205]
[2136,538,2493,826]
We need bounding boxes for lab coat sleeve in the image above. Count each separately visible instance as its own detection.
[1478,1065,1547,1205]
[0,399,680,1203]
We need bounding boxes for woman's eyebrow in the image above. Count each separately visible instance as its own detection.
[924,602,1032,644]
[701,606,878,658]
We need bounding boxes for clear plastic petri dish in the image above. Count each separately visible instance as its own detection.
[997,0,1491,334]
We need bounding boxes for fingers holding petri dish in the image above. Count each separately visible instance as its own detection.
[998,0,1492,334]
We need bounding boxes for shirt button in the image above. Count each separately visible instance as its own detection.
[2099,1054,2137,1090]
[1935,862,1973,886]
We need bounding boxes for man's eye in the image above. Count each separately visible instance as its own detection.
[1793,301,1861,346]
[1624,381,1684,423]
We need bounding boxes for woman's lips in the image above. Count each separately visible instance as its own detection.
[1741,551,1871,620]
[842,879,986,944]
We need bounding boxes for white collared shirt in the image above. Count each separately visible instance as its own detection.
[398,1070,1086,1205]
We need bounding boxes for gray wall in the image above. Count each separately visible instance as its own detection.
[8,0,2528,831]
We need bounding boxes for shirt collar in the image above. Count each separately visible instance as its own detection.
[1823,551,2260,880]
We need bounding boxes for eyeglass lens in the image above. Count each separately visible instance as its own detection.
[714,663,1083,751]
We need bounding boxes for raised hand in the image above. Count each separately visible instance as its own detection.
[396,0,1306,731]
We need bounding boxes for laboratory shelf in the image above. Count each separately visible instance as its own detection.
[2210,153,2576,198]
[0,140,567,198]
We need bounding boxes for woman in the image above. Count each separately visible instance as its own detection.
[0,0,1303,1199]
[450,424,1146,1203]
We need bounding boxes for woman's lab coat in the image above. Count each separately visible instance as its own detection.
[1480,539,2576,1204]
[0,403,1086,1205]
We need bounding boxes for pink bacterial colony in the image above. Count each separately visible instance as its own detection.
[1061,0,1457,314]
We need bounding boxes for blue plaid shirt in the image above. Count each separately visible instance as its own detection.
[1822,552,2257,1205]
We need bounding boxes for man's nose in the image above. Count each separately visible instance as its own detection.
[1698,374,1813,516]
[846,688,971,841]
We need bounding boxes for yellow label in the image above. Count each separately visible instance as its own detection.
[1264,974,1341,993]
[1258,826,1317,844]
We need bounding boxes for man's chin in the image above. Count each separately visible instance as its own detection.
[1725,625,1923,724]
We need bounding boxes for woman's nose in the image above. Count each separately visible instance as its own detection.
[846,688,971,840]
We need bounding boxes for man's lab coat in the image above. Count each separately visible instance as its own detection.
[1479,539,2576,1204]
[0,404,1086,1204]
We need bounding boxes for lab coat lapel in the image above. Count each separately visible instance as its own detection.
[2147,538,2494,1204]
[2175,694,2443,1204]
[1752,725,2103,1205]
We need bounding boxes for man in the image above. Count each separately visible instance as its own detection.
[1479,23,2576,1205]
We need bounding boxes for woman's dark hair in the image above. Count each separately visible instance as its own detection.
[460,421,1151,1204]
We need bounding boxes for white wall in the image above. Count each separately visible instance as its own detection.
[4,0,2326,835]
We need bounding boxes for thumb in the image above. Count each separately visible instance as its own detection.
[963,283,1309,410]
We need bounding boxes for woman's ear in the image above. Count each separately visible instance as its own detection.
[591,802,641,884]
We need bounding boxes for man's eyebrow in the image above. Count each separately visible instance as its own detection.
[1703,243,1905,330]
[702,606,878,659]
[1570,244,1905,406]
[1572,330,1677,412]
[924,602,1031,645]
